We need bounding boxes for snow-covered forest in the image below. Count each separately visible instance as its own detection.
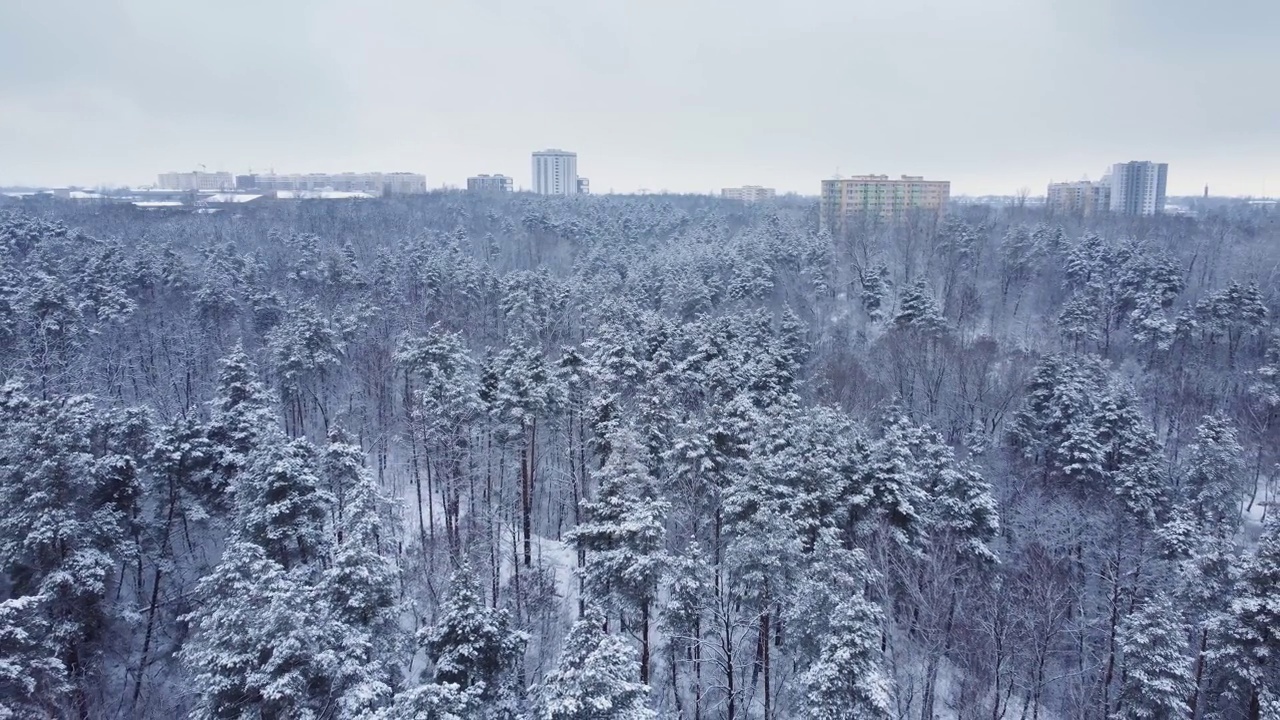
[0,195,1276,720]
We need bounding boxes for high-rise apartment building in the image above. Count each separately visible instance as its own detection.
[1047,180,1111,216]
[722,186,777,202]
[1108,161,1168,216]
[157,171,234,191]
[467,174,514,192]
[532,149,578,195]
[820,174,950,232]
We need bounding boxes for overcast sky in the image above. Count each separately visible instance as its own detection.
[2,0,1276,196]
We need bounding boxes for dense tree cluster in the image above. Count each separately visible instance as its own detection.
[0,195,1276,719]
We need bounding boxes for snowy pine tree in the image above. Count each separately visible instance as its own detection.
[420,565,527,717]
[0,595,66,719]
[1209,518,1280,719]
[181,540,331,719]
[782,530,892,718]
[913,426,1000,564]
[235,436,332,569]
[208,346,278,504]
[893,280,949,336]
[1112,593,1193,720]
[322,430,402,716]
[1182,413,1245,536]
[0,383,134,716]
[795,551,891,718]
[537,607,656,720]
[567,424,668,682]
[863,408,929,549]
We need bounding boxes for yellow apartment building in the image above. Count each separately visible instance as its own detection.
[820,174,950,232]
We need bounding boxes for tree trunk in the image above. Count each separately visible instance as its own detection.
[522,420,535,568]
[724,610,736,720]
[640,599,651,684]
[411,432,428,562]
[670,638,683,719]
[425,451,435,544]
[1102,540,1123,716]
[131,565,162,713]
[761,608,771,720]
[1188,628,1208,719]
[694,615,703,720]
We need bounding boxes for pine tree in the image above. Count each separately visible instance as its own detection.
[1010,354,1110,493]
[1097,382,1167,525]
[567,425,668,683]
[858,264,891,323]
[862,409,929,549]
[1182,413,1245,536]
[1249,331,1280,411]
[1111,593,1193,720]
[421,566,527,716]
[893,280,948,336]
[1210,518,1280,719]
[74,238,136,325]
[0,383,132,717]
[635,312,679,476]
[0,247,19,355]
[235,436,332,569]
[18,268,81,393]
[786,532,892,719]
[998,224,1044,305]
[790,532,891,720]
[208,346,278,503]
[1128,291,1176,354]
[181,540,330,719]
[0,595,66,719]
[537,608,656,720]
[378,682,483,720]
[491,339,563,568]
[132,414,220,711]
[322,430,402,716]
[913,427,1000,564]
[396,328,483,549]
[267,301,344,435]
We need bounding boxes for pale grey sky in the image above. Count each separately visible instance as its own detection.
[2,0,1276,196]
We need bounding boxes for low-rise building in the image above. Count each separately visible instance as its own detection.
[202,193,266,205]
[157,171,234,191]
[722,186,776,202]
[273,190,374,200]
[820,174,950,232]
[382,172,428,194]
[1047,180,1111,216]
[239,172,426,194]
[467,174,514,192]
[577,177,590,195]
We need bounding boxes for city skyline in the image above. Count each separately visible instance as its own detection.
[3,1,1277,197]
[1,155,1271,200]
[6,161,1269,200]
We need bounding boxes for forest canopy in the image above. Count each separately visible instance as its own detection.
[0,194,1276,719]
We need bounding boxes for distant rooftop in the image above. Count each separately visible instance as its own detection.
[133,201,185,208]
[826,174,944,182]
[204,193,263,203]
[275,190,374,200]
